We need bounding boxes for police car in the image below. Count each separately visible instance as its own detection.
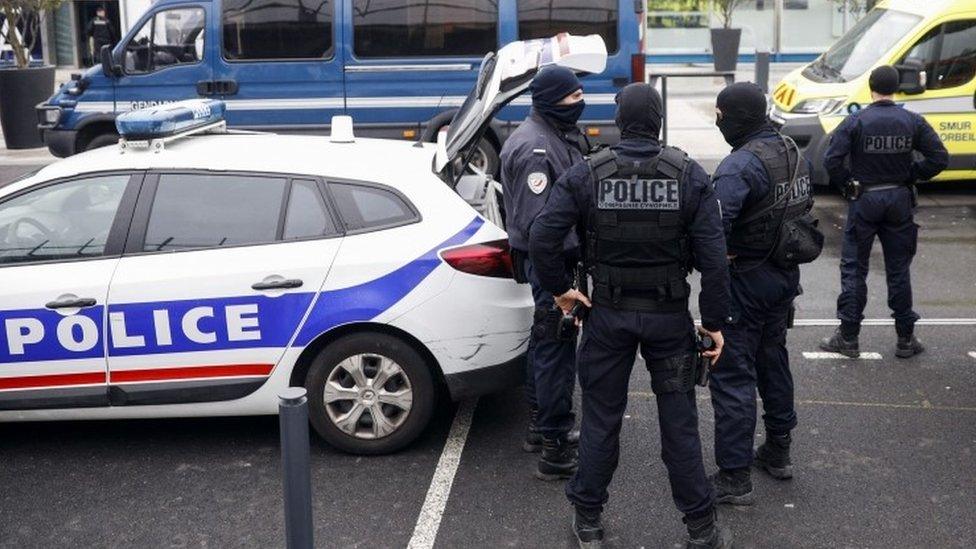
[0,35,607,454]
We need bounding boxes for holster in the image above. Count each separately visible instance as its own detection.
[511,248,529,284]
[532,306,570,341]
[646,353,698,395]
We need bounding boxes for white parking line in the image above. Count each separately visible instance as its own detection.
[407,398,477,549]
[802,351,883,360]
[693,318,976,327]
[969,351,976,360]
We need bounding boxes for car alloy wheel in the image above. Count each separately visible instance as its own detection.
[323,353,414,440]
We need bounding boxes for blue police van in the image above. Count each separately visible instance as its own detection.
[36,0,647,173]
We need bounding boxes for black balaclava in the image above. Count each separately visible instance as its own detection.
[530,66,584,130]
[614,83,663,140]
[869,65,900,96]
[716,82,770,148]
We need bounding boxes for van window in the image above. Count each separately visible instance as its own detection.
[933,20,976,89]
[124,8,206,74]
[223,0,333,60]
[352,0,497,58]
[806,8,921,83]
[517,0,618,54]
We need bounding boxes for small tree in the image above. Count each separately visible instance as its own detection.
[0,0,64,69]
[713,0,746,29]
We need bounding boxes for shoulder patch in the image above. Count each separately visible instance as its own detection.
[527,172,549,194]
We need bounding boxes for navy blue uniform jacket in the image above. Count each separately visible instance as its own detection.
[528,139,730,333]
[823,100,948,189]
[500,110,584,252]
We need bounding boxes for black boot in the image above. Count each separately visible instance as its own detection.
[896,334,925,358]
[709,468,753,506]
[754,432,793,480]
[572,507,604,548]
[685,509,734,549]
[523,408,543,453]
[819,328,859,358]
[535,435,577,481]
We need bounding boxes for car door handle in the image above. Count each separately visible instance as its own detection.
[215,79,238,95]
[251,278,303,291]
[196,80,216,96]
[45,297,97,309]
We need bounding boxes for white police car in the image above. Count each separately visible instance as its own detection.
[0,35,607,454]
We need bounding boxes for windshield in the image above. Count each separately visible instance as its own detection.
[805,9,922,82]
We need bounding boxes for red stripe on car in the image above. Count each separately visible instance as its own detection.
[0,371,106,390]
[110,363,274,383]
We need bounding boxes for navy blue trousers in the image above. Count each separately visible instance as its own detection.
[710,262,799,471]
[522,257,576,437]
[566,306,713,518]
[837,186,919,337]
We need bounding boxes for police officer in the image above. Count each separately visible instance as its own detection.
[529,83,733,548]
[820,65,948,358]
[709,82,812,505]
[500,65,586,478]
[86,6,116,66]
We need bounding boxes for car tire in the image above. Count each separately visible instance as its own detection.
[473,137,500,177]
[82,132,119,152]
[305,332,435,455]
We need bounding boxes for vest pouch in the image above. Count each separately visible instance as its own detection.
[771,212,824,269]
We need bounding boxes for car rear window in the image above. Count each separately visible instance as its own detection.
[352,0,498,58]
[329,182,418,232]
[144,174,286,251]
[517,0,618,54]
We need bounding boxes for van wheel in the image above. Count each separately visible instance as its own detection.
[81,132,119,152]
[469,138,500,177]
[305,332,435,455]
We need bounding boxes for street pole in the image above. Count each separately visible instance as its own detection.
[279,387,314,549]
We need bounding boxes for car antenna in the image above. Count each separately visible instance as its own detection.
[414,94,447,148]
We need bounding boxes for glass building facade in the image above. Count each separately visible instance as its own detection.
[647,0,876,58]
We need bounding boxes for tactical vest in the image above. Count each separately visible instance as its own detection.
[585,147,692,312]
[727,137,812,258]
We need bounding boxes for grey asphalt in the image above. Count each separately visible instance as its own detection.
[0,165,974,548]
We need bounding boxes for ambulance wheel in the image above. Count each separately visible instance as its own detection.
[305,332,435,455]
[82,132,119,151]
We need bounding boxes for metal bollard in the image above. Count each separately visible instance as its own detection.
[755,49,771,94]
[279,387,314,549]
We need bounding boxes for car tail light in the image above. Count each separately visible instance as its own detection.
[631,53,645,83]
[441,239,514,279]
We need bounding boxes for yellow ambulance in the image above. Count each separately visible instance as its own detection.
[771,0,975,185]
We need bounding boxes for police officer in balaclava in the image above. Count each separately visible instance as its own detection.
[709,82,814,506]
[820,65,948,358]
[529,83,733,548]
[499,65,586,480]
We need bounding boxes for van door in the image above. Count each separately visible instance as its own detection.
[341,0,494,137]
[114,4,212,113]
[897,19,976,178]
[212,0,344,131]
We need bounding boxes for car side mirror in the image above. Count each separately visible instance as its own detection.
[895,58,926,95]
[100,45,122,78]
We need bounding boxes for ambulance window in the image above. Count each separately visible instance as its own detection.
[518,0,618,54]
[124,8,206,74]
[900,26,941,80]
[144,174,286,251]
[352,0,498,58]
[283,180,337,239]
[932,20,976,89]
[223,0,333,60]
[0,175,129,265]
[329,183,417,232]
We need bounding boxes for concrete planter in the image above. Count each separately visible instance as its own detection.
[710,28,742,72]
[0,65,55,149]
